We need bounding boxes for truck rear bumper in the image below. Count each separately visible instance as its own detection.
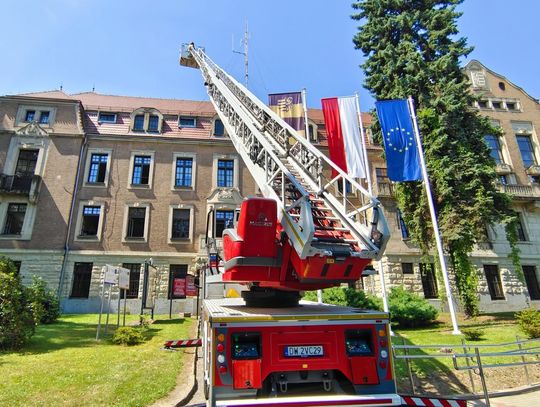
[215,394,402,407]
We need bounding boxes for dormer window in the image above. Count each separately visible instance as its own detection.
[179,116,197,128]
[25,110,36,122]
[130,108,163,133]
[478,100,488,109]
[98,112,117,123]
[213,119,225,136]
[492,101,502,109]
[39,111,50,124]
[16,105,56,127]
[24,109,50,124]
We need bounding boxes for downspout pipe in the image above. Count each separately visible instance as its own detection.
[57,104,88,302]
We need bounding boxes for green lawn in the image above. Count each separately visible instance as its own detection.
[0,314,194,407]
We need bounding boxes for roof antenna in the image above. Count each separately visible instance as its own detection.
[60,82,63,91]
[233,21,249,88]
[92,84,95,92]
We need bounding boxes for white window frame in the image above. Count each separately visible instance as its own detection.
[178,116,197,128]
[130,108,163,133]
[168,204,194,243]
[171,152,197,190]
[128,151,155,189]
[74,201,105,242]
[213,153,239,189]
[0,200,36,241]
[97,112,117,124]
[15,105,57,127]
[122,203,150,243]
[307,120,318,144]
[83,148,112,187]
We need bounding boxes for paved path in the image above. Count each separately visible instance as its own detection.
[468,389,540,406]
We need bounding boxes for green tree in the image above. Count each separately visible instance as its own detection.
[352,0,518,316]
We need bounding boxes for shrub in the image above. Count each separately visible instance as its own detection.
[516,308,540,339]
[0,265,35,350]
[303,287,383,310]
[112,327,145,346]
[27,276,60,324]
[388,286,438,328]
[462,328,485,341]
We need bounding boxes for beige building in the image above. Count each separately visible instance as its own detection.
[1,60,539,313]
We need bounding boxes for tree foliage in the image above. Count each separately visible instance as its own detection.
[352,0,517,316]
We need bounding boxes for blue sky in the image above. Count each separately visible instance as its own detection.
[1,0,538,110]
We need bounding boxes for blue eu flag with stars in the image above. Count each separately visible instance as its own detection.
[375,99,422,182]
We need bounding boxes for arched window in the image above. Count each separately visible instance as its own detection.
[213,117,226,137]
[130,108,163,133]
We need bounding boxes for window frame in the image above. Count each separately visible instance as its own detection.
[123,204,150,242]
[213,118,226,137]
[74,201,105,241]
[178,116,197,128]
[172,152,196,190]
[401,262,414,275]
[121,263,141,299]
[130,108,163,133]
[168,205,194,243]
[516,134,538,168]
[0,200,35,240]
[213,154,239,188]
[128,151,155,189]
[83,149,112,187]
[215,209,235,238]
[15,105,57,127]
[483,264,505,300]
[97,112,118,124]
[484,135,504,165]
[1,203,27,236]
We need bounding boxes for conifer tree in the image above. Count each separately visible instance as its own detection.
[352,0,518,316]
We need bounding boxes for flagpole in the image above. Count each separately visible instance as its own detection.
[354,92,372,195]
[407,96,461,335]
[377,260,393,336]
[302,88,311,145]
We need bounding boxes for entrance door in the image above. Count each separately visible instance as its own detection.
[420,263,438,299]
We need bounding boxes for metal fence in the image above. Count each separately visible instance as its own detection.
[392,337,540,407]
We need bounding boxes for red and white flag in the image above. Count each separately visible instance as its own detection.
[321,96,367,178]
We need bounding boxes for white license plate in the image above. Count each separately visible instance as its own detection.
[284,345,324,357]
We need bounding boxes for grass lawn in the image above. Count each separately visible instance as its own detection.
[0,314,194,407]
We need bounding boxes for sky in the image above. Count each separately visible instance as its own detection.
[1,0,539,111]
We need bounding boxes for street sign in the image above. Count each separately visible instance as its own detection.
[117,267,130,289]
[103,264,118,284]
[173,278,186,298]
[186,275,198,296]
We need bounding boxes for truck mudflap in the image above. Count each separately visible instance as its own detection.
[215,393,402,407]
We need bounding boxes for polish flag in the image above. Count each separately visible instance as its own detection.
[321,96,367,178]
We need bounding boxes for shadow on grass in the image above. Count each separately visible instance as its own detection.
[11,316,191,355]
[393,334,472,397]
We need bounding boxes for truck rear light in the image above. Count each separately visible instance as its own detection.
[219,365,227,374]
[217,343,224,352]
[218,354,226,364]
[379,360,387,369]
[378,329,386,337]
[380,350,388,359]
[380,339,387,348]
[218,333,225,342]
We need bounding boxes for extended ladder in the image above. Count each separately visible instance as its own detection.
[180,44,389,262]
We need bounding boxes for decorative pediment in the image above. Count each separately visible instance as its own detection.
[207,188,244,204]
[16,122,48,137]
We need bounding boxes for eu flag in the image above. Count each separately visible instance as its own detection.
[375,99,422,182]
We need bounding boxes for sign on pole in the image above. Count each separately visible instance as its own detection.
[117,267,130,290]
[186,275,198,297]
[104,264,118,285]
[173,278,186,298]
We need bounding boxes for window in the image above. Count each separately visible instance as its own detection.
[483,264,505,300]
[122,263,141,299]
[87,153,108,183]
[498,82,506,91]
[2,203,27,235]
[516,215,527,241]
[39,111,50,124]
[98,112,117,123]
[516,135,537,168]
[175,157,193,187]
[168,264,188,299]
[420,263,438,299]
[12,149,39,190]
[506,102,517,110]
[530,175,540,184]
[308,124,318,143]
[132,155,151,185]
[402,263,414,275]
[477,100,488,109]
[492,101,502,109]
[126,207,146,239]
[484,135,503,165]
[337,180,352,195]
[499,175,508,185]
[133,115,145,131]
[217,159,234,187]
[79,206,101,237]
[523,266,540,301]
[397,209,409,239]
[25,110,36,122]
[148,115,159,132]
[171,208,190,239]
[70,262,93,298]
[179,116,197,127]
[214,119,225,136]
[215,210,235,237]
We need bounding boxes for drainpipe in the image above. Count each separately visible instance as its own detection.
[57,119,88,302]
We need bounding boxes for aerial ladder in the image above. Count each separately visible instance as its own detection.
[180,43,390,306]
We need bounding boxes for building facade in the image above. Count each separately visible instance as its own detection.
[1,60,539,313]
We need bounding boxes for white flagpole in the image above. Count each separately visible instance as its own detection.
[407,96,461,335]
[302,88,311,145]
[377,260,393,335]
[354,93,372,195]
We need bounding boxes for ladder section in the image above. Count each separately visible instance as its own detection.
[180,44,389,260]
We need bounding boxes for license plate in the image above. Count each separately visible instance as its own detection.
[284,345,324,358]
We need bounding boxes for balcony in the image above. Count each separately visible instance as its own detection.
[495,163,513,175]
[0,174,42,203]
[499,183,540,201]
[375,181,394,197]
